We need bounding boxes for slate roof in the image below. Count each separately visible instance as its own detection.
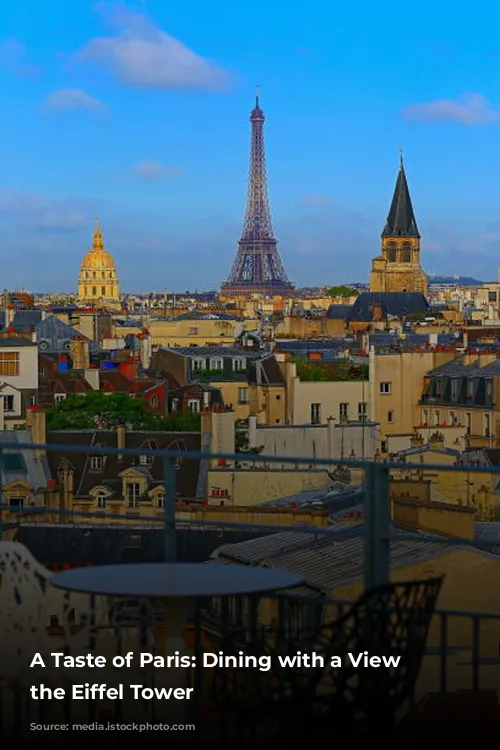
[325,305,352,320]
[46,429,202,500]
[0,337,36,347]
[428,358,478,377]
[0,430,51,489]
[381,160,420,238]
[36,314,101,355]
[14,525,271,566]
[347,292,429,322]
[211,525,494,593]
[165,346,262,358]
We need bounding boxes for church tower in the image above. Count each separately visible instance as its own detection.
[78,220,120,308]
[369,156,427,295]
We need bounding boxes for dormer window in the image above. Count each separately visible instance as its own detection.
[210,358,223,370]
[139,454,153,466]
[232,358,246,371]
[450,379,458,401]
[192,358,206,371]
[90,456,104,470]
[486,380,493,402]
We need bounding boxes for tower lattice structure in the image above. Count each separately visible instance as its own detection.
[221,93,294,296]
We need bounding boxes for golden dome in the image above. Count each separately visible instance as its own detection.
[80,220,117,271]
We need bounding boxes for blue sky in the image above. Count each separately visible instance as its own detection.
[2,0,500,292]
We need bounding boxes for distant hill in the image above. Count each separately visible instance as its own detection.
[428,276,482,286]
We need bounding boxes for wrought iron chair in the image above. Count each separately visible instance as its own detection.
[212,577,443,744]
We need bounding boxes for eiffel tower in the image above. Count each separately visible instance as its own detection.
[221,92,294,297]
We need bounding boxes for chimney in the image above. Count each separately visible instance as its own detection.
[84,367,100,390]
[462,351,478,367]
[69,337,90,370]
[117,423,126,460]
[26,407,47,454]
[428,430,445,451]
[410,432,424,447]
[140,330,152,369]
[478,350,497,368]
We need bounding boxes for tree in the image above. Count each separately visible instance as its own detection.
[327,285,359,298]
[47,391,201,431]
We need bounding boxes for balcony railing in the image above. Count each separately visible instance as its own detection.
[2,440,500,739]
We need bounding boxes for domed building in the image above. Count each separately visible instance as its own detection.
[78,220,120,307]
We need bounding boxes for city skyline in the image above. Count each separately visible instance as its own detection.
[2,0,500,291]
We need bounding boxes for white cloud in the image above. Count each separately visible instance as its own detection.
[45,88,103,112]
[0,38,37,76]
[0,188,90,232]
[297,194,333,207]
[74,3,230,90]
[403,93,500,126]
[133,161,184,179]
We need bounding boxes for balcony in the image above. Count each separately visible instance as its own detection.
[2,441,500,743]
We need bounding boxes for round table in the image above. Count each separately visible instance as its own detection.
[50,563,303,720]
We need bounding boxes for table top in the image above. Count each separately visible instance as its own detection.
[50,563,303,598]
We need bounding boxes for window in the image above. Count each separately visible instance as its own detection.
[238,387,248,404]
[189,327,198,335]
[210,358,223,370]
[157,492,165,508]
[339,403,349,421]
[29,395,36,406]
[54,393,66,403]
[422,409,429,425]
[3,395,14,412]
[150,394,158,407]
[90,456,103,470]
[434,410,440,426]
[486,380,493,403]
[381,440,388,454]
[466,413,471,435]
[0,352,19,376]
[140,454,154,467]
[379,382,391,394]
[358,402,367,421]
[451,379,458,401]
[192,358,206,371]
[484,414,491,438]
[311,403,321,424]
[402,242,412,262]
[92,286,97,296]
[96,492,107,509]
[101,286,106,295]
[232,358,246,371]
[449,411,458,425]
[127,482,141,508]
[188,399,200,413]
[489,291,497,303]
[9,497,24,509]
[171,398,179,412]
[387,242,396,262]
[387,410,394,423]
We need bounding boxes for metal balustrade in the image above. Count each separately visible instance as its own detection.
[2,439,500,738]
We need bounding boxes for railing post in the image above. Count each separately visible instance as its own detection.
[163,455,177,563]
[0,445,2,540]
[364,461,390,588]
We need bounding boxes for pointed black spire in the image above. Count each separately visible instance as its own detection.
[382,156,420,238]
